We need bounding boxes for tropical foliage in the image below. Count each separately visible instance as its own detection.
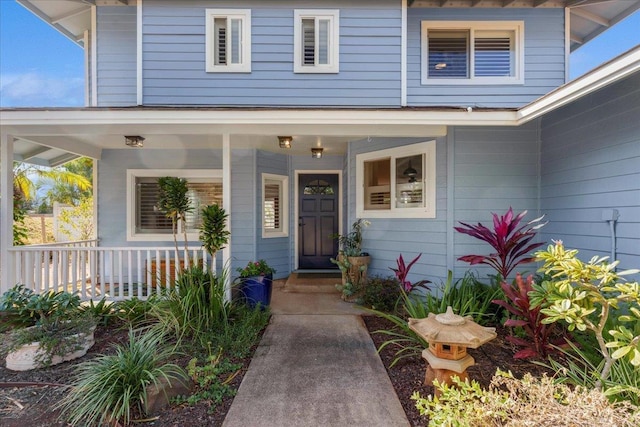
[492,273,568,359]
[390,253,430,292]
[530,241,640,388]
[454,207,546,279]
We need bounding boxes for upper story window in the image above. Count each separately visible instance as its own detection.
[127,169,222,241]
[294,10,339,73]
[262,173,289,238]
[356,141,436,219]
[421,21,524,85]
[206,9,251,73]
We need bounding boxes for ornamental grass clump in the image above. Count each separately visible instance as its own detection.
[58,327,186,427]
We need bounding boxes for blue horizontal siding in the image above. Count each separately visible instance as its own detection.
[540,73,640,271]
[142,0,401,107]
[406,8,566,108]
[97,6,137,106]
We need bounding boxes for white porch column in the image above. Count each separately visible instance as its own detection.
[222,133,232,301]
[1,133,14,292]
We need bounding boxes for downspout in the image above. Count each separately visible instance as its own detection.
[602,209,619,266]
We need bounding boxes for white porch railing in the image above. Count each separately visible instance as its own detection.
[6,245,210,301]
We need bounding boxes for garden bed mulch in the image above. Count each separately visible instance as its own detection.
[0,315,550,427]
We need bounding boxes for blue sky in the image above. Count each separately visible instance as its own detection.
[1,0,639,107]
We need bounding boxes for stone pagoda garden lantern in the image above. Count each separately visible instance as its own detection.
[408,306,497,393]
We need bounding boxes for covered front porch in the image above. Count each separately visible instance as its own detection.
[1,107,470,299]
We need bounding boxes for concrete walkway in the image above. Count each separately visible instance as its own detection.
[223,314,409,427]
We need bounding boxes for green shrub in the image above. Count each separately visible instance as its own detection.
[153,265,230,346]
[412,370,639,427]
[209,304,270,358]
[0,285,81,327]
[113,296,160,327]
[176,347,241,407]
[370,271,502,367]
[363,276,402,313]
[78,298,114,327]
[58,327,186,426]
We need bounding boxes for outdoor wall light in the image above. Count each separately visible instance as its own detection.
[278,136,292,148]
[124,135,145,148]
[311,147,324,159]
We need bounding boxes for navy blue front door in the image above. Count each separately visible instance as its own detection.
[298,174,339,269]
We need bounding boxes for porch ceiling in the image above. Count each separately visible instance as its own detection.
[4,109,458,164]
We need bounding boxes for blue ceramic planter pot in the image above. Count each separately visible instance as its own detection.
[239,274,273,309]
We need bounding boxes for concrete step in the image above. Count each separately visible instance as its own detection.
[284,272,342,293]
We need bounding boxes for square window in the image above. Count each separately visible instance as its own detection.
[262,174,289,238]
[127,170,222,241]
[422,21,523,85]
[357,141,436,219]
[206,9,251,73]
[294,10,339,73]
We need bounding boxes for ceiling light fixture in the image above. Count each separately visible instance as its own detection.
[124,135,145,148]
[311,147,324,159]
[278,136,292,148]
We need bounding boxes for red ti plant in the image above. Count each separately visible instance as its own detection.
[390,253,430,292]
[454,207,546,279]
[492,274,568,359]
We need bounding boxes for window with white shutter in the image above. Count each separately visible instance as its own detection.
[206,9,251,73]
[127,170,223,241]
[422,21,523,85]
[262,174,289,238]
[294,10,339,73]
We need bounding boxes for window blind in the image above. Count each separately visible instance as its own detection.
[264,182,281,230]
[302,18,315,65]
[135,178,222,234]
[475,31,513,77]
[214,18,227,65]
[428,30,469,78]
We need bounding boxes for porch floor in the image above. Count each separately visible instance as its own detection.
[271,277,366,315]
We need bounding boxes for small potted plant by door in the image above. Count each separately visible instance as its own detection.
[331,219,371,301]
[236,260,276,309]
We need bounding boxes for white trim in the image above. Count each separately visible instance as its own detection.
[261,173,289,238]
[83,30,90,107]
[518,46,640,123]
[401,0,407,106]
[356,141,436,219]
[294,9,340,74]
[90,5,97,107]
[205,9,252,73]
[126,169,223,242]
[136,0,143,105]
[421,21,525,85]
[0,133,13,293]
[222,134,231,301]
[93,159,98,240]
[294,170,342,270]
[564,7,571,83]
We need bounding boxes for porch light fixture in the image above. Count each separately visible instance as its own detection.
[125,135,145,148]
[311,147,324,159]
[278,136,292,149]
[403,161,418,183]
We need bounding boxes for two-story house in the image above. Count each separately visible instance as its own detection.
[1,0,639,298]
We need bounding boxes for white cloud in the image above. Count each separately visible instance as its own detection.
[0,72,84,107]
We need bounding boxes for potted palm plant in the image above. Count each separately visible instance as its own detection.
[331,219,371,301]
[236,260,276,309]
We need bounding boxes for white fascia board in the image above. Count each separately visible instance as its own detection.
[518,46,640,124]
[0,109,517,128]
